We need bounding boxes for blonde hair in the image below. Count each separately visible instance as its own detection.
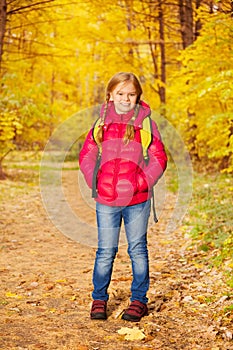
[96,72,142,145]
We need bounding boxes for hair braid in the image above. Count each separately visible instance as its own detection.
[95,94,110,145]
[123,103,140,144]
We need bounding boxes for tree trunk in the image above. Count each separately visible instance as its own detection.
[0,149,11,180]
[0,0,7,71]
[179,0,194,48]
[125,0,134,58]
[158,0,166,104]
[194,0,202,40]
[0,162,6,180]
[145,0,166,105]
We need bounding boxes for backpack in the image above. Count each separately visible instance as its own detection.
[93,115,153,164]
[91,115,158,223]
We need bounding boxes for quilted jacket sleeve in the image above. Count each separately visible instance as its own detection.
[143,120,167,188]
[79,128,99,188]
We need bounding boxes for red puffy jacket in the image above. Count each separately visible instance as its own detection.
[79,101,167,206]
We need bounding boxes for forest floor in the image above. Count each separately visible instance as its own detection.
[0,165,233,350]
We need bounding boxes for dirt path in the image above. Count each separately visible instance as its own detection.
[0,169,232,350]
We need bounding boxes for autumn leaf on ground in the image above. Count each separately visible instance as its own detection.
[117,326,145,341]
[5,292,22,299]
[55,279,67,283]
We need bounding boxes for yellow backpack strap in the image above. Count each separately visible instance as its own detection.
[140,116,158,223]
[92,117,102,144]
[140,116,152,164]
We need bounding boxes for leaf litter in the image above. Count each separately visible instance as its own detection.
[0,169,232,350]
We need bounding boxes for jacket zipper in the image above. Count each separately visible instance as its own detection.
[113,117,124,201]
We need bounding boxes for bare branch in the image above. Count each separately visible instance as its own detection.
[6,52,75,61]
[7,0,55,15]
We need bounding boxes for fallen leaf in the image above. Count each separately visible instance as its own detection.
[182,295,193,303]
[117,326,145,341]
[82,269,92,273]
[215,295,229,305]
[48,308,56,313]
[55,279,67,283]
[30,281,39,288]
[112,276,131,281]
[9,307,21,313]
[5,292,22,299]
[114,309,125,319]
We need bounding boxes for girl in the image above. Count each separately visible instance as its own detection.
[79,72,167,322]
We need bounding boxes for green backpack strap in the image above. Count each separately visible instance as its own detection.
[140,116,152,164]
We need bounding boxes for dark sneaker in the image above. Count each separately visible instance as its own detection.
[90,300,107,320]
[122,300,148,322]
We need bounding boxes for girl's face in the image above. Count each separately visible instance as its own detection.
[110,81,138,114]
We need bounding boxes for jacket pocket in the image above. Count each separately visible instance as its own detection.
[136,172,148,193]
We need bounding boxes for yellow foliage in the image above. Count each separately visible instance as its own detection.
[168,14,233,172]
[1,0,232,173]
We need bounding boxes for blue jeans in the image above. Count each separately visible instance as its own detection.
[92,200,151,304]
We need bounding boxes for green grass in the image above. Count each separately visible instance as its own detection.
[166,161,233,284]
[224,304,233,313]
[184,172,233,286]
[188,173,232,255]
